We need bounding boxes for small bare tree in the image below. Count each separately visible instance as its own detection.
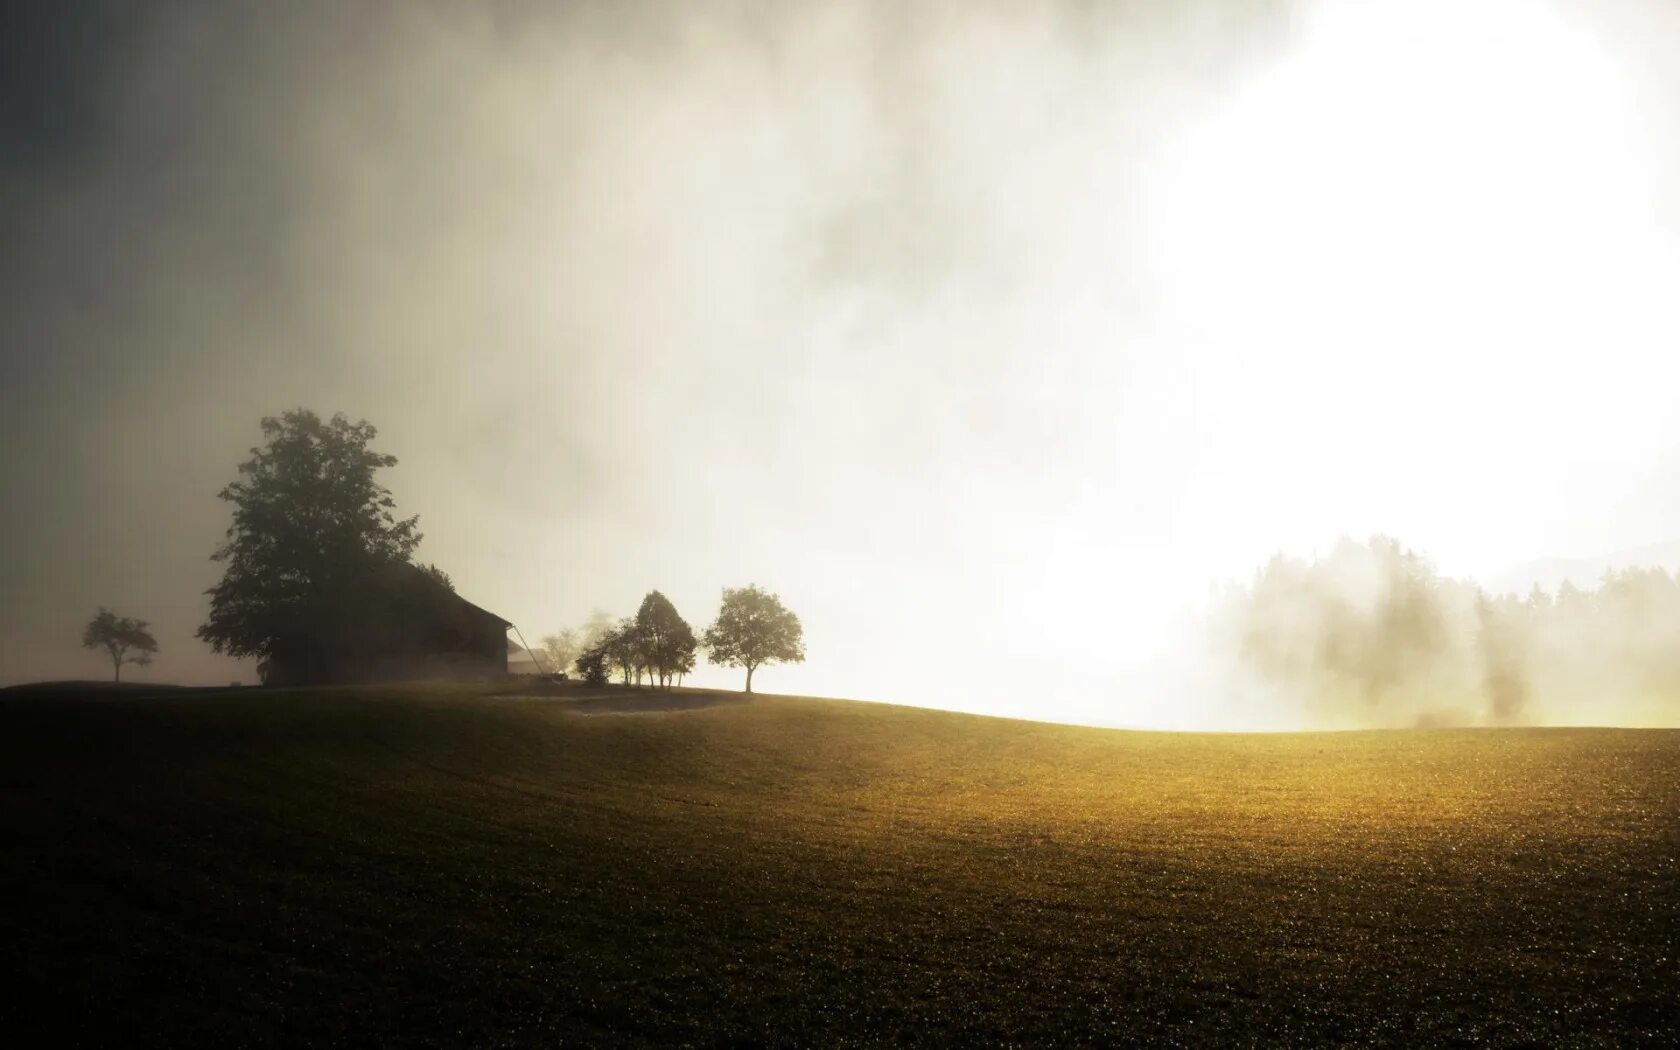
[83,608,160,682]
[540,628,580,677]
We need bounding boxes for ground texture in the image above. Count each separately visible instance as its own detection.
[1,682,1676,1046]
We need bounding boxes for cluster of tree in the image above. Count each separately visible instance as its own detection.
[1210,535,1680,726]
[152,407,810,692]
[534,611,614,680]
[574,591,699,688]
[1221,537,1459,721]
[566,585,804,693]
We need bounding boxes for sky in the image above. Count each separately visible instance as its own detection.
[5,0,1680,727]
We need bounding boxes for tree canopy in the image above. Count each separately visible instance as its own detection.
[82,608,159,682]
[197,410,422,660]
[417,563,455,592]
[703,585,804,693]
[636,590,697,689]
[599,618,644,686]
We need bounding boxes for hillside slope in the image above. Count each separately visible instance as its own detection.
[2,683,1676,1045]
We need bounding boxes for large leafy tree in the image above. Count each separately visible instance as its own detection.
[82,608,159,682]
[703,584,804,693]
[197,410,421,661]
[635,590,697,690]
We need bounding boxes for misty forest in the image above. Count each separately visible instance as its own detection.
[1211,536,1680,729]
[3,1,1678,1046]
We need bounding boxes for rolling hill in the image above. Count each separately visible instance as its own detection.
[1,682,1675,1045]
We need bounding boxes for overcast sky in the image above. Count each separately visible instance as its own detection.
[5,0,1680,726]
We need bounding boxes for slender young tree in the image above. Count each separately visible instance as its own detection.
[82,608,160,682]
[601,619,643,685]
[703,584,805,693]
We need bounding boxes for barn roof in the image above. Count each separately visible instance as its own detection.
[396,563,511,629]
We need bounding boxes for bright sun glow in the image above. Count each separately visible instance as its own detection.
[1023,0,1680,730]
[1146,0,1677,583]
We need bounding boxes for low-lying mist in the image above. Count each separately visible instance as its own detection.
[1196,536,1680,730]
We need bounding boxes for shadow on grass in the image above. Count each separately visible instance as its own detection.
[491,678,753,715]
[568,690,752,715]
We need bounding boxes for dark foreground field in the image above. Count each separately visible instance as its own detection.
[2,684,1676,1046]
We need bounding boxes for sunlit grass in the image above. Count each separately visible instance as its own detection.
[2,682,1674,1044]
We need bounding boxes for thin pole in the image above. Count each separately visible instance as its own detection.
[509,625,549,676]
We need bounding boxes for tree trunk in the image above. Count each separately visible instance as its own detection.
[113,658,121,683]
[745,665,754,693]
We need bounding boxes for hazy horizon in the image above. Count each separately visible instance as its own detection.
[8,0,1680,728]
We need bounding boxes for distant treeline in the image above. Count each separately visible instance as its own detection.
[538,584,804,693]
[1208,536,1680,727]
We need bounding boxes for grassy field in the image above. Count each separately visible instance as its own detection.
[2,682,1676,1046]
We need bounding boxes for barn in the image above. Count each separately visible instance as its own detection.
[257,563,512,685]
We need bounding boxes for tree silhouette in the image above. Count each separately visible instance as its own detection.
[197,410,422,662]
[703,584,804,693]
[599,619,643,685]
[573,645,609,686]
[417,563,455,592]
[671,644,696,688]
[635,590,697,689]
[82,608,159,682]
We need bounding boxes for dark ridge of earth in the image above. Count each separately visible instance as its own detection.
[2,682,1675,1046]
